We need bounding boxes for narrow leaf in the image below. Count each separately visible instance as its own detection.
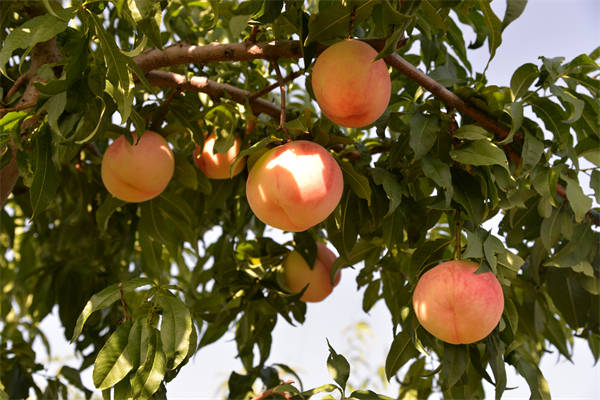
[30,126,59,217]
[93,322,135,390]
[71,278,152,342]
[157,292,192,370]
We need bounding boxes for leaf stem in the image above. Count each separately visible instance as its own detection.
[119,283,131,322]
[271,59,291,142]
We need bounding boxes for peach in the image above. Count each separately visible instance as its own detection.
[412,260,504,344]
[193,133,246,179]
[245,140,343,232]
[101,131,174,202]
[311,39,391,128]
[284,242,341,302]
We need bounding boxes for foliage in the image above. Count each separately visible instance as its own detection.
[1,0,599,399]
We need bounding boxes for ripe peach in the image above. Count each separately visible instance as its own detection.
[193,133,246,179]
[284,242,341,302]
[311,39,391,128]
[101,131,174,202]
[412,260,504,344]
[245,140,343,232]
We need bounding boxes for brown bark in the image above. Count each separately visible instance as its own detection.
[144,70,281,119]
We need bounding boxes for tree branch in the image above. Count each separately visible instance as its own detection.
[144,70,281,118]
[134,40,302,73]
[1,37,61,208]
[270,60,291,141]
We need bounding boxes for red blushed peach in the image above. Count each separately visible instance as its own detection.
[311,39,391,128]
[245,140,343,232]
[193,133,246,179]
[101,131,174,202]
[284,242,341,302]
[412,260,504,344]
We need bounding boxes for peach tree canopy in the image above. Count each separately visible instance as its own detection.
[0,0,598,399]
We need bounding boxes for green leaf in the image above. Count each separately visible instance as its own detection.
[521,132,544,171]
[483,235,504,272]
[340,160,372,205]
[305,0,377,45]
[540,208,561,250]
[42,92,67,137]
[463,228,485,259]
[0,9,74,76]
[294,231,318,268]
[550,85,585,123]
[370,167,404,216]
[564,176,592,222]
[422,156,453,204]
[590,170,600,204]
[510,63,538,100]
[130,328,167,400]
[450,140,510,172]
[499,101,523,144]
[530,97,571,151]
[30,126,59,218]
[514,358,551,400]
[486,335,506,400]
[93,322,135,390]
[229,14,252,38]
[96,196,126,232]
[453,125,492,141]
[300,384,338,398]
[478,0,503,69]
[88,11,134,123]
[71,278,153,342]
[440,344,467,389]
[501,0,527,31]
[385,331,419,381]
[157,292,192,370]
[326,340,350,392]
[349,390,395,400]
[409,112,440,160]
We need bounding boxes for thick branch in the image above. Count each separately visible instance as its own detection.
[383,53,511,140]
[144,70,281,118]
[135,40,302,73]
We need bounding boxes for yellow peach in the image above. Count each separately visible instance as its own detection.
[284,242,341,302]
[412,260,504,344]
[193,133,245,179]
[101,131,174,202]
[311,39,391,128]
[245,140,343,232]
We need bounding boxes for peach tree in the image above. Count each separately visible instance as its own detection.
[1,0,599,399]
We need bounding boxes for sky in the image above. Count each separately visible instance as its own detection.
[34,1,600,399]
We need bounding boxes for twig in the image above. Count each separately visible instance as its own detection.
[150,86,182,131]
[119,283,131,322]
[348,7,357,38]
[0,102,37,113]
[144,70,281,118]
[249,69,305,100]
[253,380,294,400]
[248,25,260,43]
[455,209,461,260]
[3,73,31,103]
[270,60,291,142]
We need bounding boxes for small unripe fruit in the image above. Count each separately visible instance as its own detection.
[311,39,391,128]
[245,140,343,232]
[193,133,245,179]
[412,260,504,344]
[284,242,341,302]
[101,131,174,202]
